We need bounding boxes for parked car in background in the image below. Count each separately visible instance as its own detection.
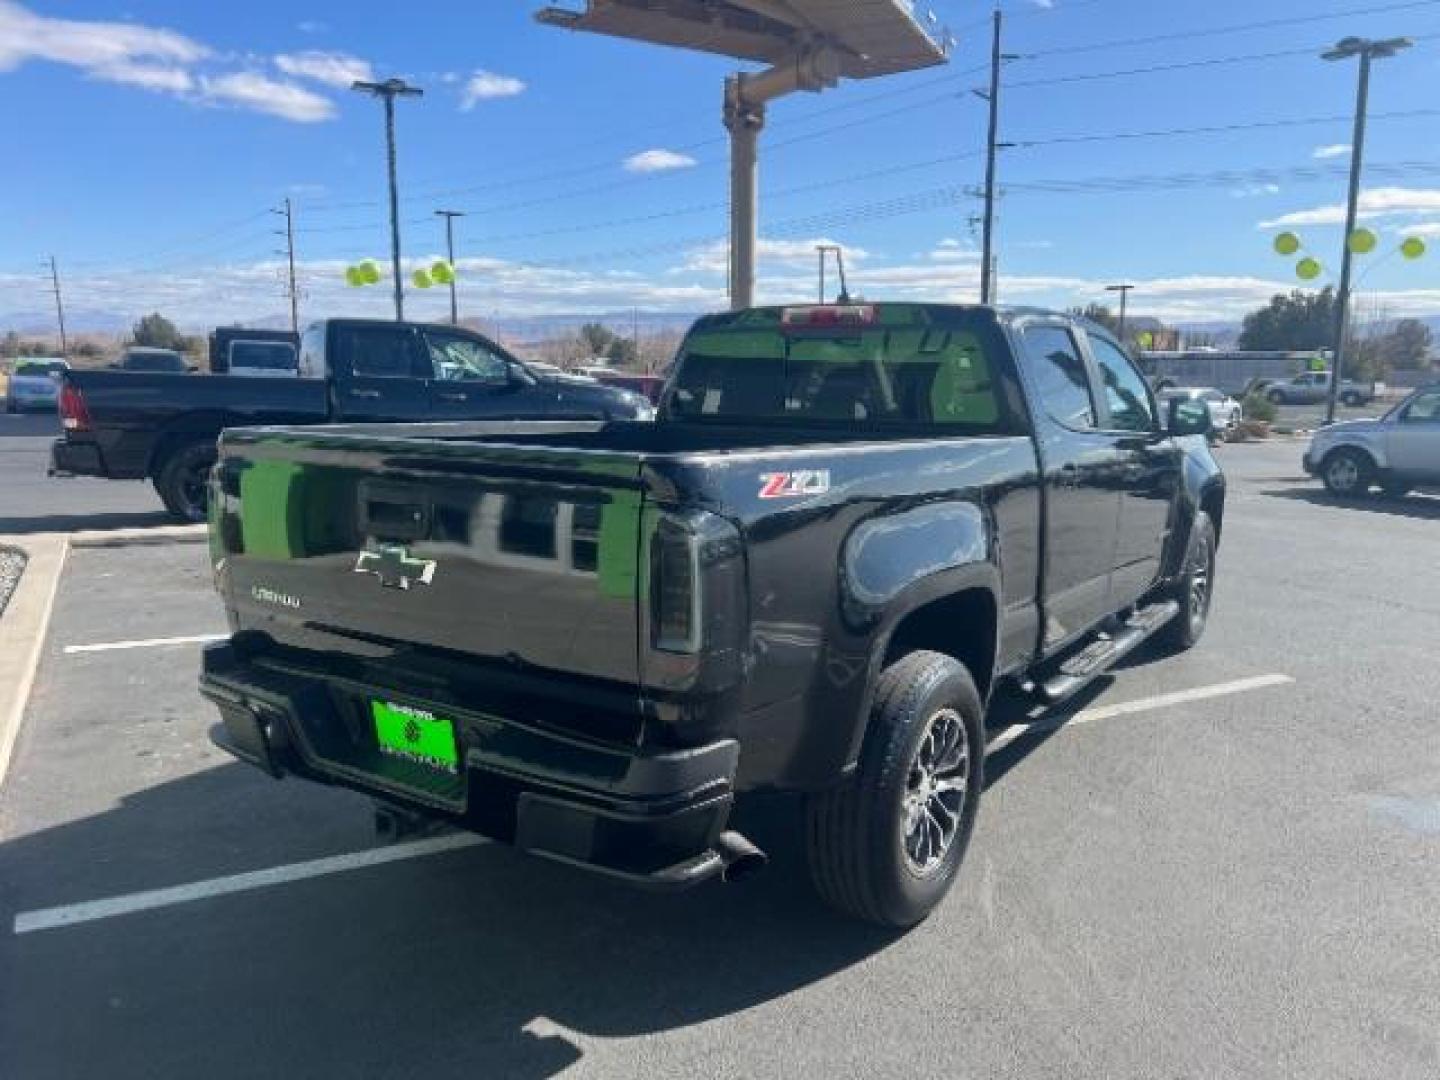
[1265,371,1376,407]
[589,369,667,404]
[1304,383,1440,497]
[51,317,656,521]
[526,361,597,384]
[1158,387,1240,437]
[5,357,68,413]
[210,328,299,377]
[114,347,192,374]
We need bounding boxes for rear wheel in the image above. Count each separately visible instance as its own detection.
[1341,391,1363,407]
[1156,512,1216,653]
[1321,448,1374,498]
[805,650,984,928]
[154,439,217,522]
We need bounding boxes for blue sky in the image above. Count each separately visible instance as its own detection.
[1,0,1438,332]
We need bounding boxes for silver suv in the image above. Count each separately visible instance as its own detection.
[1303,384,1440,497]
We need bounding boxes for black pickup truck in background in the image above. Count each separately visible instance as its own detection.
[49,318,655,521]
[201,302,1223,926]
[209,327,300,376]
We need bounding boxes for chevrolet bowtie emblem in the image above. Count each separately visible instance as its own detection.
[354,545,437,590]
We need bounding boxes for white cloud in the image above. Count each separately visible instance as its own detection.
[1260,187,1440,229]
[460,69,525,110]
[1312,143,1351,160]
[0,2,341,122]
[1403,222,1440,238]
[623,149,699,174]
[1232,183,1281,199]
[684,237,869,275]
[202,72,335,122]
[275,49,373,89]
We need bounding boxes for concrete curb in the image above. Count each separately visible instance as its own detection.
[0,533,69,788]
[71,524,207,548]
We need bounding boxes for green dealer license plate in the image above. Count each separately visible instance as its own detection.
[371,700,459,775]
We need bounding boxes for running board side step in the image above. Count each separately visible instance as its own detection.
[1035,599,1181,704]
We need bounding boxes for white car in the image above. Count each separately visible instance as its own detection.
[1158,387,1240,435]
[1303,384,1440,498]
[5,357,68,413]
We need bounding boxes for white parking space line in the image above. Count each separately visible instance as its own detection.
[12,834,485,936]
[12,674,1295,937]
[987,673,1295,755]
[63,633,227,655]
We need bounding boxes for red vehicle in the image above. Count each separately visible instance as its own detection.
[591,370,666,404]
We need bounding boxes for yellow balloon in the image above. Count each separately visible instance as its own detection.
[1400,237,1427,260]
[1296,257,1323,281]
[1273,232,1301,256]
[412,269,433,289]
[430,260,455,285]
[345,266,364,287]
[359,259,382,285]
[1347,228,1377,255]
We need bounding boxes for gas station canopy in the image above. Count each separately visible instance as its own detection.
[536,0,950,78]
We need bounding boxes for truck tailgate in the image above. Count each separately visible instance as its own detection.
[210,429,646,686]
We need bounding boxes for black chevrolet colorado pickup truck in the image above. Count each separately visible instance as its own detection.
[200,302,1223,926]
[49,318,654,521]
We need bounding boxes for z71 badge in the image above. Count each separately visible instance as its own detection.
[758,469,831,499]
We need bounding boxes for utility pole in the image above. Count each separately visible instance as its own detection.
[817,245,826,303]
[274,198,299,335]
[435,209,465,324]
[47,256,68,357]
[1106,283,1135,343]
[977,9,1017,305]
[1320,35,1412,425]
[353,77,423,321]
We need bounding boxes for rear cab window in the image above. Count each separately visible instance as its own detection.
[334,325,423,379]
[1019,325,1096,429]
[229,341,297,372]
[666,304,1024,434]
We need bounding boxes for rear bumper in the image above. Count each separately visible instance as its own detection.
[49,437,104,477]
[199,642,741,890]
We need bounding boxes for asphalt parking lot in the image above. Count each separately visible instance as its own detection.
[1,434,1438,1079]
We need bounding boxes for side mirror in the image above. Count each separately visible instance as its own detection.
[1168,397,1213,437]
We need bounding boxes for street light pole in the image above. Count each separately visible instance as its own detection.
[352,78,423,321]
[1320,35,1411,425]
[1106,283,1134,343]
[435,210,465,324]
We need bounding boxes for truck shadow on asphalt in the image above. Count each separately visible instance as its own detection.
[0,686,1097,1079]
[1262,487,1440,522]
[0,509,178,535]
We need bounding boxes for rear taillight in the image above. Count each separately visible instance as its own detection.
[652,516,701,653]
[59,383,91,432]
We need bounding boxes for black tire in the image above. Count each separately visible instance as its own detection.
[1320,447,1374,498]
[153,439,217,522]
[1340,392,1362,407]
[805,650,984,928]
[1156,511,1216,653]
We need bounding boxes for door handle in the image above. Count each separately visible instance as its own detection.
[436,392,468,403]
[348,388,381,400]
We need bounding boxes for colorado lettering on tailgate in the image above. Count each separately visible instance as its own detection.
[758,469,831,499]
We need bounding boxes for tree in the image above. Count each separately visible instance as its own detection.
[1237,288,1336,351]
[577,322,616,359]
[1378,319,1433,370]
[130,312,185,351]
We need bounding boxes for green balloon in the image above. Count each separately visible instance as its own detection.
[1296,257,1323,281]
[430,260,455,285]
[412,269,433,289]
[1347,228,1377,255]
[1273,232,1301,256]
[359,259,382,285]
[1400,237,1427,260]
[345,266,364,287]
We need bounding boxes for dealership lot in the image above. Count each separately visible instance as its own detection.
[1,438,1438,1079]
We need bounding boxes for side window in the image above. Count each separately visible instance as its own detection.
[1403,390,1440,422]
[339,326,419,379]
[1021,326,1096,429]
[1089,335,1156,432]
[298,324,325,378]
[425,333,508,384]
